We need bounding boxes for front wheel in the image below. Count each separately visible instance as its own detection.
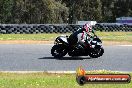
[51,45,67,58]
[89,47,104,58]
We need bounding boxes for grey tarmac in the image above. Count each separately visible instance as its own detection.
[0,44,132,72]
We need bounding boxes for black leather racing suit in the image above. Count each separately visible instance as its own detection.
[68,28,95,46]
[68,28,84,46]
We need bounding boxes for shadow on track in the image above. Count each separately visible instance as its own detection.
[38,56,92,60]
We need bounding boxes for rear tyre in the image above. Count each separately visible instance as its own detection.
[51,45,67,58]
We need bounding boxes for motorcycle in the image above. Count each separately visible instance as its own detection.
[51,33,104,59]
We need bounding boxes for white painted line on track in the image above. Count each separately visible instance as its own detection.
[0,71,131,73]
[0,71,76,74]
[0,71,45,73]
[44,44,54,45]
[46,44,132,46]
[47,71,76,73]
[117,45,132,46]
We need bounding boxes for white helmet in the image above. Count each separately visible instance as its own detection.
[83,23,92,32]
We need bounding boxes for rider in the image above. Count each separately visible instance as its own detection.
[68,23,95,46]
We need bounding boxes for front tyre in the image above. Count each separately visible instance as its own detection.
[89,47,104,58]
[98,48,104,57]
[51,45,67,58]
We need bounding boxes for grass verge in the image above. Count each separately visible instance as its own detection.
[97,32,132,42]
[0,70,131,88]
[0,32,132,42]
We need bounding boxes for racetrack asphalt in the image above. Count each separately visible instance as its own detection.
[0,44,132,72]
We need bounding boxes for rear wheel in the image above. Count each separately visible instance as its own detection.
[89,47,104,58]
[51,45,67,58]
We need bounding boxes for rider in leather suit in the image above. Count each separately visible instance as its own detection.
[68,23,95,46]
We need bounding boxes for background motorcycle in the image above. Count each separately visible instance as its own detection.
[51,33,104,59]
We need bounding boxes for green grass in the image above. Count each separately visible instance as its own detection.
[0,71,131,88]
[0,33,63,41]
[0,32,132,42]
[96,32,132,42]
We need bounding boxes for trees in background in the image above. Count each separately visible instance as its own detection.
[0,0,69,24]
[0,0,132,24]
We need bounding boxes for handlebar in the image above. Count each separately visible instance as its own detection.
[85,32,97,38]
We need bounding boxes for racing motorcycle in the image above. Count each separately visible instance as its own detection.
[51,33,104,58]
